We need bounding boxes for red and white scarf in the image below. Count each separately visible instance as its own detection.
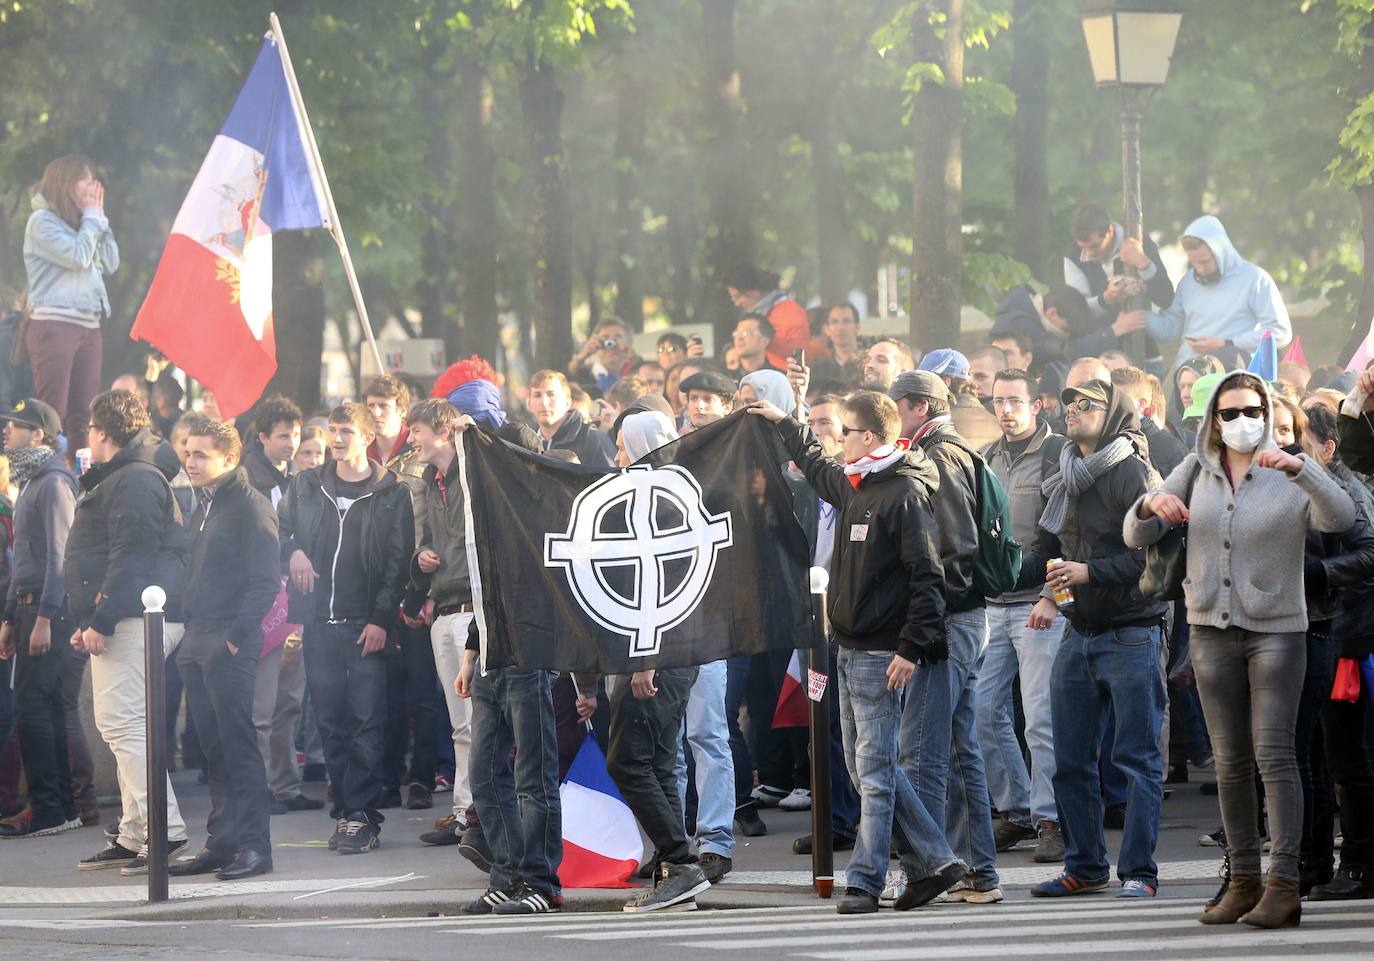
[843,444,904,490]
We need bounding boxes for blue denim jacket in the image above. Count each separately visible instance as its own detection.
[22,194,119,317]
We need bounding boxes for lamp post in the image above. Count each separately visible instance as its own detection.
[1080,3,1182,362]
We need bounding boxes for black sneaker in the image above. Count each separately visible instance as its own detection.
[734,806,767,837]
[336,820,379,855]
[836,886,879,914]
[792,833,856,855]
[458,825,493,874]
[492,884,563,914]
[894,860,966,911]
[327,817,348,850]
[79,840,140,871]
[462,885,519,915]
[699,852,733,884]
[992,818,1038,852]
[406,785,433,810]
[420,815,465,847]
[120,838,190,876]
[622,861,710,913]
[278,794,325,812]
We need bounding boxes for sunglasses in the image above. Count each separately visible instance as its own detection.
[658,344,678,354]
[840,424,874,436]
[1217,406,1265,422]
[1066,398,1106,413]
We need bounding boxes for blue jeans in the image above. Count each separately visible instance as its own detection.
[838,647,956,897]
[675,659,735,856]
[470,666,562,898]
[977,602,1062,827]
[899,610,998,887]
[1051,623,1166,885]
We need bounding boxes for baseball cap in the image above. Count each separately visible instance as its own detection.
[887,370,951,405]
[1183,371,1225,419]
[1061,379,1111,408]
[918,348,971,381]
[679,370,737,399]
[0,397,62,437]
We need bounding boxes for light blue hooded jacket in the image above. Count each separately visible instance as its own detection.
[23,194,119,318]
[1146,215,1290,366]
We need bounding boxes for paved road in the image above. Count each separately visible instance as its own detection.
[1,767,1369,959]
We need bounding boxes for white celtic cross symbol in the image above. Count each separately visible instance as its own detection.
[545,465,733,658]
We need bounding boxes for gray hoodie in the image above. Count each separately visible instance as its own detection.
[1123,371,1355,635]
[4,450,78,622]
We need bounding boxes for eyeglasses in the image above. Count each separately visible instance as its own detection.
[1066,398,1106,413]
[1217,406,1265,422]
[992,397,1029,409]
[840,424,874,437]
[658,344,678,354]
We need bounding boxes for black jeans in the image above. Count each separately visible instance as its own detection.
[177,621,271,855]
[383,622,444,791]
[1297,628,1338,879]
[13,605,76,823]
[303,621,387,824]
[747,649,809,790]
[606,667,697,865]
[60,651,96,809]
[1321,692,1374,871]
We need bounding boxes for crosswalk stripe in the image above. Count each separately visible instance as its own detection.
[243,902,836,929]
[691,911,1374,950]
[803,926,1374,960]
[548,904,1374,942]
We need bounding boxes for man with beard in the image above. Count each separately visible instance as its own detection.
[861,339,916,393]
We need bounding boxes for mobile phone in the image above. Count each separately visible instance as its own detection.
[688,335,703,346]
[791,348,805,368]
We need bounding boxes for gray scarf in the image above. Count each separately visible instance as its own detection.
[1039,435,1135,536]
[8,446,55,489]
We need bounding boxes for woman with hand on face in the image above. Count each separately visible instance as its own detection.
[23,155,119,455]
[1124,371,1355,929]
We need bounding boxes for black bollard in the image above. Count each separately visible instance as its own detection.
[143,586,169,904]
[807,567,833,898]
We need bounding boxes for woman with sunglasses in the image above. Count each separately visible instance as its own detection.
[1125,371,1355,929]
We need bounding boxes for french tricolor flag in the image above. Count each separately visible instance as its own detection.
[132,34,328,418]
[558,735,642,889]
[772,650,809,728]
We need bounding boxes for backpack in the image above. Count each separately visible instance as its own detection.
[935,435,1022,598]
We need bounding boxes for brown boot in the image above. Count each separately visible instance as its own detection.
[1240,876,1302,929]
[1199,874,1262,924]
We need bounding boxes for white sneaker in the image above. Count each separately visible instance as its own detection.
[944,879,1004,903]
[778,788,812,811]
[878,869,906,908]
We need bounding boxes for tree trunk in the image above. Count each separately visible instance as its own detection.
[665,194,696,327]
[805,0,852,308]
[702,0,752,345]
[909,0,964,351]
[612,73,647,330]
[1345,15,1374,365]
[456,54,500,363]
[418,34,461,360]
[520,51,573,373]
[1011,0,1049,284]
[268,230,325,414]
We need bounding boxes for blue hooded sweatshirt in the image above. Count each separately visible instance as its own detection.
[1146,215,1291,366]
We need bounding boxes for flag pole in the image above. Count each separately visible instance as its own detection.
[268,11,385,377]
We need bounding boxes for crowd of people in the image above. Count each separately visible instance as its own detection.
[0,154,1370,924]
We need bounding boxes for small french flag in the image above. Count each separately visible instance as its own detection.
[557,735,642,889]
[772,650,809,729]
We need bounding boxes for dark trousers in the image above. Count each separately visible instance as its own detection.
[1297,629,1338,879]
[177,622,271,855]
[60,651,96,808]
[13,605,76,823]
[1321,693,1374,871]
[725,656,755,809]
[606,667,696,865]
[747,649,809,790]
[303,621,387,824]
[383,622,444,791]
[470,666,562,897]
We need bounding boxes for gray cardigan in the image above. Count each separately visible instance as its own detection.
[1123,374,1355,635]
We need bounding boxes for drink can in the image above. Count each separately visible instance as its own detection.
[1048,557,1073,606]
[76,447,93,475]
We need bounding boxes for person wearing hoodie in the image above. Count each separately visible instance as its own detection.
[1020,379,1166,900]
[22,156,119,454]
[1124,372,1355,926]
[749,391,959,915]
[0,399,80,838]
[1147,216,1292,368]
[65,390,190,874]
[994,285,1139,372]
[278,402,414,856]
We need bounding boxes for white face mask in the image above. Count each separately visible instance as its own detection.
[1219,414,1267,453]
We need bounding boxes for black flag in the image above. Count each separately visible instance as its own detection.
[458,410,813,674]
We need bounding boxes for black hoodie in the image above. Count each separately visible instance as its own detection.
[64,430,190,633]
[4,450,78,623]
[1020,382,1167,631]
[774,417,947,663]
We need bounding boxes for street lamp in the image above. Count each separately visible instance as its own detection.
[1080,2,1183,361]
